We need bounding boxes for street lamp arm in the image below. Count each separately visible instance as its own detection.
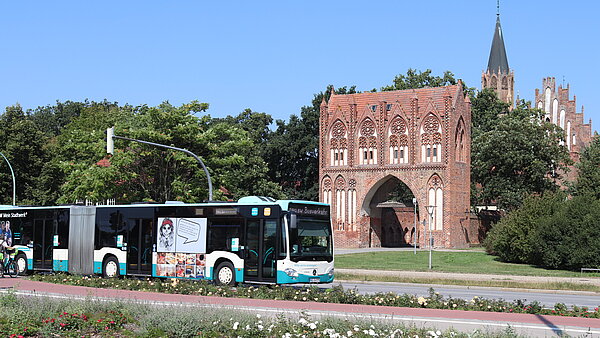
[112,135,213,201]
[0,151,16,206]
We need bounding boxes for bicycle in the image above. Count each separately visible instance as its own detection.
[0,247,19,278]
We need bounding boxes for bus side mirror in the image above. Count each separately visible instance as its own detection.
[290,213,297,229]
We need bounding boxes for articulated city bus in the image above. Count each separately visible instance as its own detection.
[0,196,333,285]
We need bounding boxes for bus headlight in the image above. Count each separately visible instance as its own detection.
[284,268,298,278]
[327,268,334,277]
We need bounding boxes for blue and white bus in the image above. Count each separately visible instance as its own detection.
[0,196,334,285]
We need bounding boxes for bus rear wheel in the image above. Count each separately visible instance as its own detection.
[15,254,27,275]
[103,257,120,278]
[215,261,235,286]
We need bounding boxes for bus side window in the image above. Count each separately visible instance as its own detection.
[207,218,241,253]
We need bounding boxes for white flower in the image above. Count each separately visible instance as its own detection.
[233,322,239,330]
[256,314,262,319]
[347,331,353,336]
[299,318,308,326]
[309,323,317,330]
[258,324,264,330]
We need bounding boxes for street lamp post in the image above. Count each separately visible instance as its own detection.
[0,151,16,206]
[107,127,213,201]
[426,205,436,270]
[412,197,417,255]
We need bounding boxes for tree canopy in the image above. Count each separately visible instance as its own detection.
[470,93,572,211]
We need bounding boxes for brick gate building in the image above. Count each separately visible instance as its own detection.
[319,83,473,248]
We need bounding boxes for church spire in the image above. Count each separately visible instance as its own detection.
[486,6,509,74]
[481,1,514,108]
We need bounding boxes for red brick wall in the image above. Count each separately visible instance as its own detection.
[320,84,473,248]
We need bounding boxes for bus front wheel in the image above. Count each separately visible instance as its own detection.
[103,257,120,278]
[215,261,236,286]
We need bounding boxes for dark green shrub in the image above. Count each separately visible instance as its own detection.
[484,192,565,263]
[533,195,600,270]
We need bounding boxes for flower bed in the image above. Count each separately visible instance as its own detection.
[30,273,599,318]
[0,292,520,337]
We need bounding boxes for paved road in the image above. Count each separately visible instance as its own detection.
[301,281,600,309]
[1,278,600,337]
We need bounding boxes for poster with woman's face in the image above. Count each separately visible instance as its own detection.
[156,217,206,253]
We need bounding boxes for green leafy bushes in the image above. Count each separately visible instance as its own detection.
[485,192,600,270]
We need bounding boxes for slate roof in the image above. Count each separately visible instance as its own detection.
[486,15,510,74]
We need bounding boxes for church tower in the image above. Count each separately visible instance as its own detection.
[481,6,514,108]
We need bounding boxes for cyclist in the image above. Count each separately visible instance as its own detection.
[0,221,13,272]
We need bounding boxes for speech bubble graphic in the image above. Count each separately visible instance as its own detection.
[177,218,201,244]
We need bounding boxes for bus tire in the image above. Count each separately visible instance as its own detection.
[15,254,27,276]
[215,261,236,286]
[102,256,120,278]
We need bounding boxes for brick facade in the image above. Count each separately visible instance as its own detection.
[534,77,593,181]
[319,84,472,248]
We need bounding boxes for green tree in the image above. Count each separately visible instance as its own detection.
[381,68,457,91]
[571,135,600,198]
[55,100,280,203]
[471,99,571,211]
[470,88,510,134]
[0,104,51,205]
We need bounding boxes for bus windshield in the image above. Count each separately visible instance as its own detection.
[289,217,333,262]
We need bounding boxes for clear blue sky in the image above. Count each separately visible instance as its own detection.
[1,1,598,130]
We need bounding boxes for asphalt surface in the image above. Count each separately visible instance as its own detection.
[308,280,600,309]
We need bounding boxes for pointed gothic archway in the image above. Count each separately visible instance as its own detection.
[360,175,420,247]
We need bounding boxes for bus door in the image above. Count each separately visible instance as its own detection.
[244,219,277,283]
[126,218,153,275]
[33,218,54,270]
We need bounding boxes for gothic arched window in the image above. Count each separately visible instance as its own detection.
[455,118,466,162]
[388,116,409,164]
[420,114,442,163]
[358,118,377,165]
[427,175,444,231]
[322,176,332,206]
[334,176,346,230]
[329,120,348,166]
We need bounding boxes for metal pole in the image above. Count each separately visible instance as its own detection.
[413,198,417,254]
[112,135,213,201]
[0,151,16,206]
[426,205,435,270]
[428,211,433,269]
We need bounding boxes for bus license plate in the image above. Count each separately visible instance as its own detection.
[309,278,319,283]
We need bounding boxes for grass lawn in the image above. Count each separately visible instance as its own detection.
[334,250,596,277]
